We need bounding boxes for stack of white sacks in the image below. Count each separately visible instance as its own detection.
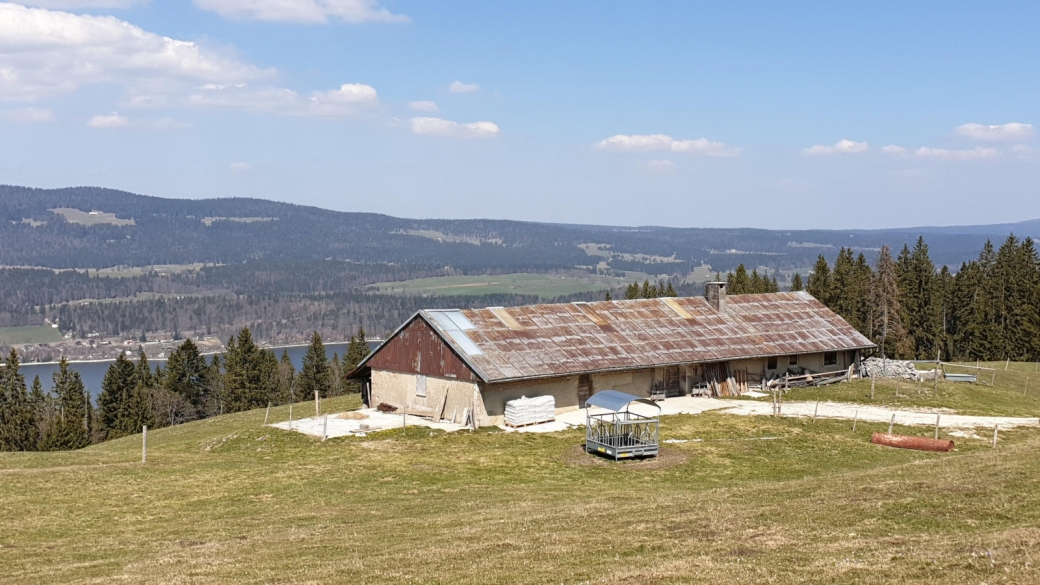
[504,395,555,426]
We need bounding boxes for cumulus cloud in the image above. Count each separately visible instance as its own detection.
[448,81,480,94]
[175,82,379,116]
[882,144,1000,160]
[954,122,1033,142]
[409,116,499,138]
[0,107,55,122]
[914,146,1000,160]
[16,1,146,7]
[645,159,676,173]
[802,139,869,156]
[0,3,273,102]
[593,134,740,157]
[87,112,129,128]
[85,111,190,129]
[408,100,438,112]
[192,0,408,24]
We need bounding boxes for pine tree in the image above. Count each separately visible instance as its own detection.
[29,375,48,448]
[790,273,804,292]
[604,291,612,301]
[276,350,296,405]
[135,349,154,389]
[869,246,910,358]
[0,349,39,451]
[297,331,331,400]
[726,264,749,295]
[40,358,91,451]
[640,280,653,299]
[343,327,371,394]
[222,328,271,412]
[97,353,136,440]
[664,282,677,297]
[806,255,833,306]
[625,282,639,299]
[750,269,764,294]
[897,237,943,360]
[164,339,207,408]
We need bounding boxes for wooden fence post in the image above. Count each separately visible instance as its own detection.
[812,400,819,423]
[852,409,858,432]
[142,425,148,464]
[934,414,940,439]
[289,402,293,429]
[888,413,895,434]
[322,414,328,442]
[870,376,876,400]
[264,402,271,425]
[315,390,320,417]
[992,425,999,448]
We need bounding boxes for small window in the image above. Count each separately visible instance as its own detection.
[767,356,777,370]
[416,374,427,397]
[789,355,798,366]
[824,352,837,366]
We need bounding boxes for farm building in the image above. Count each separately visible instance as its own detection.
[348,283,874,427]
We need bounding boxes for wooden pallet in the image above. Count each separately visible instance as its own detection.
[504,418,555,428]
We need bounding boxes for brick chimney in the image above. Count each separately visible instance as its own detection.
[705,281,727,313]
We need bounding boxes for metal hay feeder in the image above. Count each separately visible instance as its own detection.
[584,390,661,460]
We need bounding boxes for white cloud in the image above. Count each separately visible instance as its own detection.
[85,111,190,129]
[802,139,869,156]
[0,3,273,102]
[87,112,128,128]
[15,1,147,7]
[229,162,252,171]
[593,134,740,157]
[408,100,438,112]
[192,0,408,24]
[914,146,1000,160]
[173,82,378,117]
[881,144,1001,160]
[645,159,676,173]
[954,122,1033,142]
[448,81,480,94]
[409,116,499,138]
[0,106,55,122]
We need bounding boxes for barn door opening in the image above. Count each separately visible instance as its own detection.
[577,374,592,406]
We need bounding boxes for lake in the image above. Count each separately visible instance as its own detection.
[19,341,379,399]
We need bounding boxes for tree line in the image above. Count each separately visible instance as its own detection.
[0,328,370,452]
[801,235,1040,361]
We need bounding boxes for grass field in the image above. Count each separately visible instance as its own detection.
[368,272,638,298]
[3,381,1040,584]
[0,325,64,345]
[754,361,1040,417]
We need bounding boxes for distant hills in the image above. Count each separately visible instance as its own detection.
[2,184,1037,274]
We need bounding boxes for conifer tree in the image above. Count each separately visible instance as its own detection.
[749,269,764,294]
[625,282,639,299]
[790,273,803,292]
[640,279,653,299]
[164,339,208,409]
[29,375,48,448]
[343,327,371,393]
[806,255,833,306]
[276,350,296,404]
[869,246,909,358]
[0,349,38,451]
[297,331,331,400]
[222,328,271,412]
[664,282,677,297]
[897,237,943,359]
[97,353,137,440]
[40,358,91,451]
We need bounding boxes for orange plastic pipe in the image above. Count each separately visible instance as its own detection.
[871,433,954,452]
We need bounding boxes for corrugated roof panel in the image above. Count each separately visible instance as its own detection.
[416,292,873,383]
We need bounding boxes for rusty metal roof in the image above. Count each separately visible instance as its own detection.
[371,292,874,384]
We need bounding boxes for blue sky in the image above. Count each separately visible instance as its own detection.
[1,1,1038,228]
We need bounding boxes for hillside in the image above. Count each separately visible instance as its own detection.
[2,389,1039,584]
[3,185,1038,273]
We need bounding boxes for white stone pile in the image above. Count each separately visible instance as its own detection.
[504,395,555,427]
[860,357,919,381]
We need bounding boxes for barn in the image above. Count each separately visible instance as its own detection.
[348,283,875,427]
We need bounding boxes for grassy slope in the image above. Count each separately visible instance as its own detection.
[0,326,64,345]
[753,361,1040,417]
[368,273,636,298]
[2,394,1040,584]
